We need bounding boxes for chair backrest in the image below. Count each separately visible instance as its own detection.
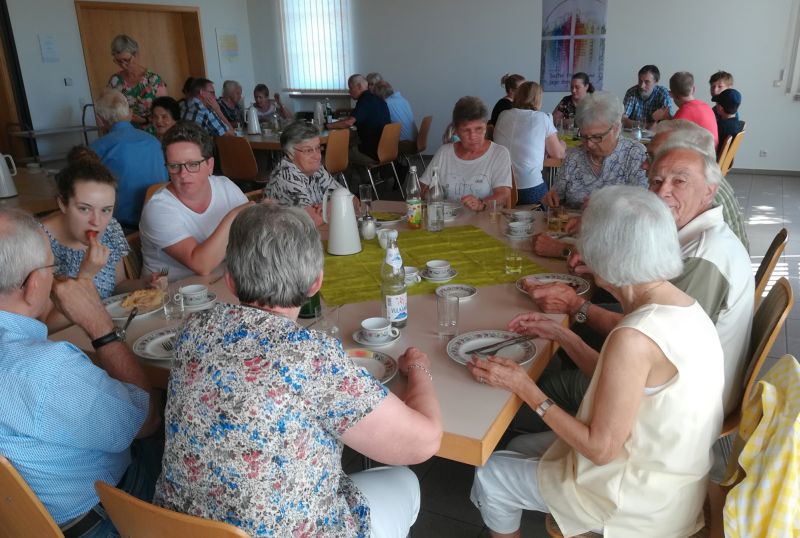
[509,167,519,208]
[324,128,350,175]
[376,122,401,164]
[215,136,259,181]
[719,124,746,176]
[95,481,249,538]
[144,182,168,204]
[485,123,494,141]
[716,135,733,164]
[123,231,143,279]
[0,456,63,538]
[243,189,264,203]
[416,115,433,153]
[754,228,788,304]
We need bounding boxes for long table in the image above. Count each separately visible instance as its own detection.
[0,169,59,216]
[51,202,567,466]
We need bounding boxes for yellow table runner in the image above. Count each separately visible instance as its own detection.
[321,225,550,305]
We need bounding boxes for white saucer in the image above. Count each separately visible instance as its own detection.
[182,292,217,312]
[352,330,401,347]
[421,268,458,282]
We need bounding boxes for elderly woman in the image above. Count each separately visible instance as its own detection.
[490,74,525,126]
[253,83,292,123]
[146,96,180,140]
[107,34,168,128]
[494,81,566,205]
[420,96,512,211]
[154,203,442,537]
[469,186,724,537]
[552,72,595,125]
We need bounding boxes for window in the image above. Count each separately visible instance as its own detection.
[279,0,352,92]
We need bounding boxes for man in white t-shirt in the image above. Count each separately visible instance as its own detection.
[140,122,250,281]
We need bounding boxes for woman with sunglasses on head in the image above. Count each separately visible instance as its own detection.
[107,34,168,129]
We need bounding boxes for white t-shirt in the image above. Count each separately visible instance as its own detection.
[420,142,512,201]
[493,109,557,190]
[140,176,247,281]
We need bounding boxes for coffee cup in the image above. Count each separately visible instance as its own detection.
[377,228,398,249]
[360,317,400,343]
[507,221,531,236]
[179,284,208,306]
[404,266,421,285]
[426,259,451,277]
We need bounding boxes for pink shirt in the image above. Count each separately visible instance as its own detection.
[674,99,719,146]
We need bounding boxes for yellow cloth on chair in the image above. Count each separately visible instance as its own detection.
[722,354,800,537]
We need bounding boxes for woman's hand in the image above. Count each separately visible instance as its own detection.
[524,282,582,315]
[508,312,565,341]
[398,347,432,374]
[467,355,532,394]
[531,233,568,258]
[541,189,560,208]
[305,205,324,227]
[78,234,109,280]
[460,195,484,211]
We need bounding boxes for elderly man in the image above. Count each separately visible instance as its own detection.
[0,209,160,536]
[327,73,390,164]
[90,89,167,231]
[139,122,250,281]
[181,77,233,137]
[217,79,244,126]
[622,64,675,128]
[667,71,719,146]
[373,80,418,155]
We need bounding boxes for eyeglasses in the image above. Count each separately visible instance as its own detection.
[166,159,208,174]
[293,145,322,155]
[578,125,614,144]
[113,55,135,66]
[19,263,58,289]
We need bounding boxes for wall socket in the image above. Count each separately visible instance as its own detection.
[759,150,768,157]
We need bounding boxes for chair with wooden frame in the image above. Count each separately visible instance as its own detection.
[754,228,788,305]
[324,127,350,189]
[215,135,267,189]
[716,135,732,165]
[360,122,402,200]
[123,231,143,279]
[718,124,746,176]
[95,481,249,538]
[0,455,63,538]
[243,189,264,203]
[509,167,519,208]
[144,182,168,204]
[403,115,432,173]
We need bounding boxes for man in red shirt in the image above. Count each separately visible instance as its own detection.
[669,71,719,146]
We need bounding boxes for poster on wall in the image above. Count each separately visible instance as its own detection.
[216,29,243,78]
[541,0,607,92]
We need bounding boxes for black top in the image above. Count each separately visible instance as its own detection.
[716,114,745,155]
[490,97,512,125]
[352,91,391,160]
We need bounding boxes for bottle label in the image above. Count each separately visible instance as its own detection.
[385,293,408,322]
[406,199,422,227]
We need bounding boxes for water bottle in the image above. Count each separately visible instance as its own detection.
[325,98,334,124]
[404,166,422,229]
[381,239,407,328]
[426,167,444,232]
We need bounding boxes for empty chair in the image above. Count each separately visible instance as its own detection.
[359,122,402,200]
[403,115,432,172]
[215,135,267,189]
[0,456,63,538]
[754,228,788,305]
[324,127,350,189]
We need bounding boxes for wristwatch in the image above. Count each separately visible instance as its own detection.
[561,247,572,260]
[535,398,555,417]
[91,327,125,350]
[574,300,592,324]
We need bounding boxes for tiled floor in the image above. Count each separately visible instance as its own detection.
[367,170,800,537]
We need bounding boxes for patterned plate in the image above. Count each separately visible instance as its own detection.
[515,273,590,296]
[346,348,398,385]
[132,327,179,361]
[103,291,164,322]
[447,330,537,366]
[435,284,477,301]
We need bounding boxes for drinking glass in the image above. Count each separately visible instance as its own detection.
[314,304,341,339]
[358,184,373,217]
[437,295,459,339]
[546,206,565,233]
[504,247,523,275]
[163,284,184,321]
[488,199,499,223]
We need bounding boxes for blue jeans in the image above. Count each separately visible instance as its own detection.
[517,183,547,205]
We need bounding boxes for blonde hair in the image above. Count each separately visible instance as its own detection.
[512,81,542,111]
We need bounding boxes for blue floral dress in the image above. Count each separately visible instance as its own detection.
[41,218,129,299]
[154,303,388,537]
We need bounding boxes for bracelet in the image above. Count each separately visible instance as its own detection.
[406,363,433,381]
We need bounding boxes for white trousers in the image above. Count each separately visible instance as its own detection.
[350,466,420,538]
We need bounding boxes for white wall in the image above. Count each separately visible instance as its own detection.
[247,0,284,103]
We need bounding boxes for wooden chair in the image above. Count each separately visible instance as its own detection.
[0,456,63,538]
[123,231,143,279]
[243,189,264,203]
[95,481,249,538]
[509,167,519,208]
[754,228,788,305]
[144,182,167,204]
[403,115,432,172]
[324,127,350,189]
[716,135,732,165]
[215,135,267,188]
[360,122,402,200]
[718,124,746,176]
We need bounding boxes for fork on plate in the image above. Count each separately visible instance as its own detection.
[160,338,175,352]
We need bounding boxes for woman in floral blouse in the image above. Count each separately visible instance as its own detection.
[107,34,168,129]
[154,204,442,537]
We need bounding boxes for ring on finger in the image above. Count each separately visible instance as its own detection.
[479,376,485,384]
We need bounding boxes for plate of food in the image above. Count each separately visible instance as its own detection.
[346,348,398,385]
[515,273,590,296]
[371,211,405,225]
[103,289,165,322]
[446,330,537,366]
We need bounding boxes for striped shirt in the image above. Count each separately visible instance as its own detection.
[623,85,675,124]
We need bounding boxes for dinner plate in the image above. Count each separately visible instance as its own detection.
[421,268,458,282]
[436,284,477,301]
[371,211,405,225]
[352,330,400,348]
[103,291,164,322]
[346,348,398,385]
[132,327,179,361]
[446,330,537,366]
[183,292,217,313]
[515,273,590,295]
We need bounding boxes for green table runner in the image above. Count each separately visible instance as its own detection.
[321,225,550,305]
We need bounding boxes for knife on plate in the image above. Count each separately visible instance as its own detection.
[468,334,535,355]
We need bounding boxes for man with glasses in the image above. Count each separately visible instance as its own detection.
[0,208,160,536]
[139,122,250,281]
[181,77,233,137]
[622,64,675,128]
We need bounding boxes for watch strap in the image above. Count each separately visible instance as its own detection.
[575,300,591,323]
[535,398,554,417]
[91,328,124,350]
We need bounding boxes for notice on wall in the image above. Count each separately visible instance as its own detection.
[541,0,606,92]
[216,29,242,78]
[38,34,59,63]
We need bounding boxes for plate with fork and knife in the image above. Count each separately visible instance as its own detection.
[133,327,179,361]
[446,330,537,366]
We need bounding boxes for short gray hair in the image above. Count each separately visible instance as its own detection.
[655,135,722,186]
[226,204,323,308]
[578,185,683,287]
[279,121,320,156]
[0,209,49,294]
[452,96,489,127]
[575,91,624,129]
[95,89,130,124]
[366,72,383,87]
[110,34,139,56]
[348,74,367,89]
[372,80,394,99]
[222,80,242,96]
[651,119,716,160]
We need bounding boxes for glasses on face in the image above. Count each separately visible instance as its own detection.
[113,54,134,66]
[578,125,614,144]
[293,145,322,155]
[19,263,58,289]
[166,159,208,174]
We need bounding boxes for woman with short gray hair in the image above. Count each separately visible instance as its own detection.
[469,185,724,537]
[155,203,442,537]
[107,33,168,129]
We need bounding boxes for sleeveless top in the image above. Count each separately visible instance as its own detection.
[538,302,724,538]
